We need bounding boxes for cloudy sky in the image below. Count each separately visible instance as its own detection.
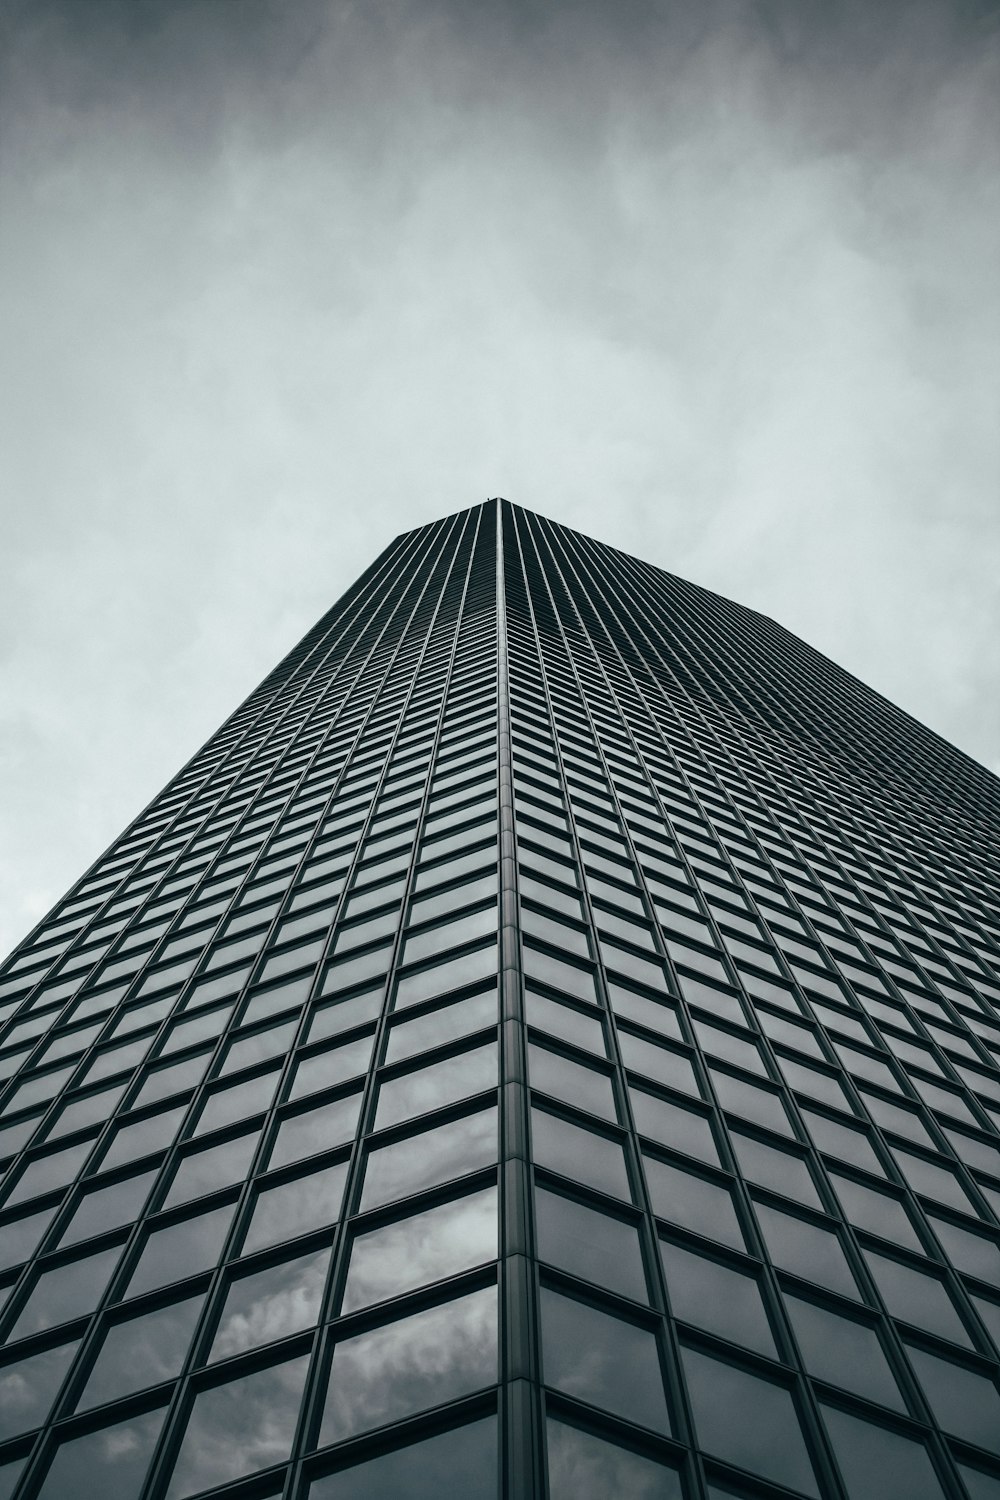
[1,0,997,956]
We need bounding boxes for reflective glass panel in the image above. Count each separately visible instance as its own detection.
[535,1187,646,1303]
[162,1130,260,1211]
[126,1202,235,1299]
[540,1287,670,1433]
[242,1160,348,1255]
[58,1168,157,1248]
[531,1109,630,1200]
[375,1044,497,1131]
[385,989,496,1065]
[754,1202,859,1299]
[644,1157,745,1250]
[166,1353,309,1499]
[36,1405,166,1500]
[210,1246,329,1362]
[546,1418,683,1500]
[10,1244,120,1341]
[0,1338,79,1440]
[361,1107,497,1211]
[680,1345,819,1496]
[78,1294,203,1411]
[341,1186,497,1314]
[308,1415,497,1500]
[821,1403,947,1500]
[268,1092,362,1171]
[319,1285,496,1444]
[784,1294,904,1410]
[661,1240,776,1357]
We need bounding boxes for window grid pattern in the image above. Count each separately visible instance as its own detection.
[0,498,997,1500]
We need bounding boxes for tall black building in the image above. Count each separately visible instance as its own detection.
[1,499,999,1500]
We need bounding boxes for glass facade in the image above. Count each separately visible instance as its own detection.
[0,498,998,1500]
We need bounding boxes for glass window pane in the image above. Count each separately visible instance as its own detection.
[785,1295,904,1410]
[307,987,382,1046]
[394,944,497,1010]
[680,1345,819,1497]
[546,1417,682,1500]
[210,1246,329,1362]
[36,1406,166,1500]
[862,1249,971,1346]
[528,1043,617,1123]
[754,1202,859,1299]
[905,1344,1000,1455]
[535,1187,646,1303]
[629,1088,719,1165]
[268,1092,362,1171]
[821,1403,947,1500]
[661,1240,776,1357]
[341,1186,497,1314]
[290,1034,375,1099]
[644,1157,745,1250]
[166,1353,309,1499]
[375,1044,497,1131]
[78,1294,203,1411]
[242,1160,348,1255]
[319,1285,496,1444]
[162,1130,260,1211]
[98,1103,186,1173]
[126,1203,235,1299]
[308,1415,497,1500]
[385,989,496,1065]
[59,1168,157,1248]
[728,1131,822,1209]
[532,1109,630,1201]
[361,1107,496,1212]
[829,1173,923,1252]
[525,989,606,1056]
[0,1338,79,1440]
[541,1287,669,1434]
[192,1069,279,1137]
[10,1244,120,1341]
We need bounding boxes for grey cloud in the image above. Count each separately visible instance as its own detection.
[1,0,997,954]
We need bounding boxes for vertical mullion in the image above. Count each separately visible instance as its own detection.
[497,500,544,1500]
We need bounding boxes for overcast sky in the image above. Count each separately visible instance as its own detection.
[1,0,998,957]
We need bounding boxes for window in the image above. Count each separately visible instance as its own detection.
[820,1403,947,1500]
[535,1186,647,1303]
[361,1106,496,1212]
[126,1202,235,1300]
[9,1243,120,1342]
[268,1092,362,1171]
[753,1201,859,1299]
[35,1405,166,1500]
[78,1293,203,1410]
[166,1352,309,1498]
[0,1338,80,1439]
[785,1294,904,1410]
[644,1156,746,1251]
[309,1415,497,1499]
[528,1043,617,1123]
[680,1345,819,1496]
[210,1245,329,1361]
[541,1285,670,1432]
[905,1344,1000,1455]
[319,1284,496,1444]
[728,1131,822,1209]
[545,1417,683,1500]
[340,1186,497,1314]
[241,1159,348,1254]
[661,1239,777,1357]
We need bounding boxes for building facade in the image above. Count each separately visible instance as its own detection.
[1,498,999,1500]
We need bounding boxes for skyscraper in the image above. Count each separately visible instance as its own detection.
[1,498,998,1500]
